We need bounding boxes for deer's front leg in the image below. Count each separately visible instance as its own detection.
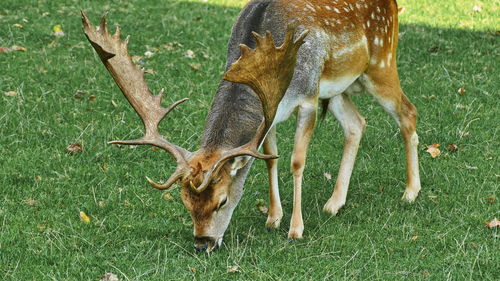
[289,104,317,239]
[263,127,283,228]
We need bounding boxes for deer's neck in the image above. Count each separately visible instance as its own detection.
[200,0,271,151]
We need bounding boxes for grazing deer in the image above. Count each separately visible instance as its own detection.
[81,0,421,252]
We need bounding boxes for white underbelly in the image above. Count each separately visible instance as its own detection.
[319,76,360,99]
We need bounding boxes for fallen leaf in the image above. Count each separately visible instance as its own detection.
[150,147,158,151]
[79,211,91,223]
[144,69,156,75]
[11,45,26,52]
[227,265,241,273]
[465,165,478,170]
[66,143,83,154]
[457,88,466,95]
[484,196,495,202]
[163,193,173,200]
[100,273,119,281]
[185,50,195,58]
[256,199,268,214]
[25,198,37,206]
[323,172,332,180]
[4,91,17,96]
[425,144,441,158]
[34,175,42,181]
[411,235,418,241]
[428,195,437,199]
[132,55,142,63]
[39,67,47,73]
[188,267,197,272]
[447,144,459,152]
[189,63,201,70]
[52,24,65,37]
[428,46,439,53]
[123,200,131,206]
[13,23,24,28]
[102,162,109,170]
[484,218,499,228]
[88,95,96,102]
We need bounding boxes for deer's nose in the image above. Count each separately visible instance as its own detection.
[194,236,215,252]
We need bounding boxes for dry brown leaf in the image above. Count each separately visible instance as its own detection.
[447,144,459,152]
[66,143,83,154]
[484,196,495,202]
[323,172,332,180]
[484,218,499,228]
[34,175,42,181]
[425,144,441,158]
[88,95,96,102]
[457,88,466,95]
[100,273,119,281]
[4,91,17,96]
[188,267,197,272]
[79,211,91,223]
[227,265,241,273]
[102,162,109,170]
[163,193,174,200]
[150,147,158,151]
[411,235,419,241]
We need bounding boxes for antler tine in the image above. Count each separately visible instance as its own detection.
[82,11,191,188]
[188,26,308,193]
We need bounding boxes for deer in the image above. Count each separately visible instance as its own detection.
[81,0,421,253]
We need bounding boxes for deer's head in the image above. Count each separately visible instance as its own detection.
[81,12,307,252]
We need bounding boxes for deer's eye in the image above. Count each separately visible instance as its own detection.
[218,197,228,210]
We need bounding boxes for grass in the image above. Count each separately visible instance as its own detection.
[0,0,498,280]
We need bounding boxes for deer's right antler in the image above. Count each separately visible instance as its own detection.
[81,11,191,189]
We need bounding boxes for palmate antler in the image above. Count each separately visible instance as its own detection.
[81,11,191,189]
[191,26,309,193]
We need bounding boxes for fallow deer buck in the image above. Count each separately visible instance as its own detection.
[81,0,421,252]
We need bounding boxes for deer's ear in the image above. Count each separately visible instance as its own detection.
[229,156,250,176]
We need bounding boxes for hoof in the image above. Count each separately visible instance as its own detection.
[323,197,345,216]
[402,188,420,202]
[287,227,303,239]
[265,215,282,229]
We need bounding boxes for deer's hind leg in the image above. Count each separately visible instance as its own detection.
[361,68,421,202]
[323,93,366,215]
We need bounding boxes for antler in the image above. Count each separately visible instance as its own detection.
[81,11,191,190]
[191,25,308,193]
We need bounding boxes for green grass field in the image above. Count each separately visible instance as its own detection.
[1,0,498,280]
